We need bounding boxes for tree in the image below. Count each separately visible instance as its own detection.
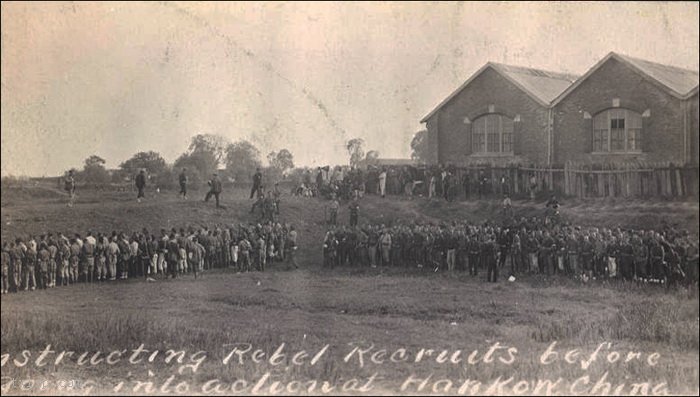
[119,151,168,176]
[225,140,262,182]
[173,150,218,189]
[82,155,110,184]
[410,130,429,163]
[188,134,230,168]
[267,149,295,172]
[346,138,365,167]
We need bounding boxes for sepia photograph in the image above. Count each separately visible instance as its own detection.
[1,1,698,395]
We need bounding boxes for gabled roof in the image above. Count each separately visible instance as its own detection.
[420,62,579,122]
[551,52,699,106]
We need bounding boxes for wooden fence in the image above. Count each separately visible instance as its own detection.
[407,162,699,199]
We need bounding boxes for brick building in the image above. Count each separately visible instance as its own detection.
[551,53,699,165]
[421,52,699,166]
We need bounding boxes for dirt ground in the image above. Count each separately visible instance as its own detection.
[1,185,698,395]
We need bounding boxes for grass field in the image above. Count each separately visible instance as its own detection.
[1,185,698,395]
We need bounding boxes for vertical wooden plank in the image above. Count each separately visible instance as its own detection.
[564,161,569,196]
[675,167,683,197]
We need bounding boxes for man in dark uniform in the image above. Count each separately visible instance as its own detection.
[540,231,555,276]
[348,197,360,227]
[250,168,263,199]
[179,168,188,199]
[205,173,223,208]
[135,170,147,202]
[618,236,635,281]
[1,242,9,294]
[484,235,499,282]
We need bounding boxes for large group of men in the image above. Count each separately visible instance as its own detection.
[302,163,538,204]
[321,216,699,286]
[0,222,299,294]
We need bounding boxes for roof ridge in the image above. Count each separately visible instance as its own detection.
[489,62,579,80]
[613,52,699,75]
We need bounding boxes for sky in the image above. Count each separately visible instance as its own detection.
[2,1,698,177]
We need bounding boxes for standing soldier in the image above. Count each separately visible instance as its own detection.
[205,173,223,208]
[135,170,147,203]
[618,236,635,281]
[287,225,299,269]
[64,169,76,207]
[485,235,499,283]
[58,238,70,285]
[148,234,159,277]
[167,234,180,279]
[107,236,120,281]
[378,168,387,198]
[510,231,522,276]
[273,183,282,214]
[9,242,21,292]
[467,233,480,276]
[565,232,580,276]
[323,231,338,268]
[1,242,10,294]
[179,168,188,200]
[37,242,50,289]
[47,236,58,288]
[328,195,339,226]
[25,242,38,291]
[580,235,594,279]
[256,234,266,271]
[540,231,555,276]
[380,228,392,266]
[631,234,647,281]
[95,234,107,282]
[83,235,96,283]
[69,238,81,284]
[239,236,252,272]
[348,197,360,227]
[462,173,471,200]
[117,234,131,279]
[263,193,276,223]
[250,168,263,199]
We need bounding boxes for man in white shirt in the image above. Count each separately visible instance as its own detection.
[378,169,387,198]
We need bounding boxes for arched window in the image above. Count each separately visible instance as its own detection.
[472,114,514,154]
[592,109,642,153]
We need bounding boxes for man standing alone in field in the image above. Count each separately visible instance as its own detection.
[179,168,188,200]
[64,170,76,207]
[135,170,147,203]
[287,225,299,269]
[250,168,263,199]
[205,173,223,208]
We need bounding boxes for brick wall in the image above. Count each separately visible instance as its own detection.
[553,57,688,165]
[688,93,699,165]
[425,67,549,166]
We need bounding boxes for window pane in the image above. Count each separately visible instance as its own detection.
[502,117,514,153]
[593,129,608,152]
[472,117,485,153]
[486,114,499,152]
[611,127,625,151]
[628,128,641,151]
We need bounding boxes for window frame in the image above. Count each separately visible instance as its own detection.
[471,113,515,156]
[591,108,643,154]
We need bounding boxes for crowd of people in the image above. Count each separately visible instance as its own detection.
[21,165,696,293]
[0,222,299,294]
[293,163,538,203]
[321,215,699,286]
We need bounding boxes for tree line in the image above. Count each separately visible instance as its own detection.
[74,134,294,189]
[67,131,427,189]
